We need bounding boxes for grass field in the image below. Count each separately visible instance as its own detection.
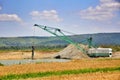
[0,50,120,80]
[1,67,120,80]
[27,71,120,80]
[0,58,120,80]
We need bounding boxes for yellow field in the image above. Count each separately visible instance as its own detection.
[0,51,120,80]
[0,51,55,60]
[0,59,120,77]
[25,72,120,80]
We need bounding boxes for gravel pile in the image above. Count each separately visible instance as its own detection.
[54,44,89,59]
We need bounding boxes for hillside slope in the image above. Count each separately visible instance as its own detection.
[0,33,119,47]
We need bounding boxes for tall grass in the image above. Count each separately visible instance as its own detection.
[1,67,120,80]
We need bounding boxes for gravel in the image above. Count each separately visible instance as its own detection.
[53,44,89,59]
[0,59,70,66]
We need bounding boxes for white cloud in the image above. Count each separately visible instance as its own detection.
[80,0,120,21]
[30,10,62,22]
[0,6,22,23]
[0,14,22,22]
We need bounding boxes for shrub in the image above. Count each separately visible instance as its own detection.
[0,63,4,66]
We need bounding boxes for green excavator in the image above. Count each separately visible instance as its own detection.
[34,24,92,55]
[34,24,112,58]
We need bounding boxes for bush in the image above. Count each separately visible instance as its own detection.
[0,63,4,66]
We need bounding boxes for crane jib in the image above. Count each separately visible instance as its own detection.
[34,24,87,54]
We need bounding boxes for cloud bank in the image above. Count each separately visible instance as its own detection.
[0,6,22,22]
[80,0,120,21]
[0,14,22,22]
[30,10,62,22]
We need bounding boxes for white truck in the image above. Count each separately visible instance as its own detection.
[88,48,112,57]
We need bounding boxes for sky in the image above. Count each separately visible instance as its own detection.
[0,0,120,37]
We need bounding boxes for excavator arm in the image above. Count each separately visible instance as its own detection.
[34,24,87,53]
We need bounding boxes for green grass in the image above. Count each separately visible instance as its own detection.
[36,48,63,52]
[101,45,120,52]
[0,47,63,53]
[0,67,120,80]
[0,63,4,66]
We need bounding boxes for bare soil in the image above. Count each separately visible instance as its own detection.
[0,51,55,60]
[0,51,120,60]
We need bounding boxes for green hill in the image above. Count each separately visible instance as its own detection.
[0,33,120,47]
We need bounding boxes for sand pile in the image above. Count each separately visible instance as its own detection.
[53,44,89,59]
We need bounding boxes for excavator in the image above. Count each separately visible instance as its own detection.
[34,24,112,58]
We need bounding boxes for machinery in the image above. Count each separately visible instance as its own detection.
[88,48,112,57]
[34,24,112,57]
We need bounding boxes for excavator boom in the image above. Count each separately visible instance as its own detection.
[34,24,86,53]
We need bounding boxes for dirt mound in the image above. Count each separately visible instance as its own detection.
[53,44,89,59]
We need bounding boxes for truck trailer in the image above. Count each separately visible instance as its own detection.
[88,48,112,57]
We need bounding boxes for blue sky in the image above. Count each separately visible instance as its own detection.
[0,0,120,37]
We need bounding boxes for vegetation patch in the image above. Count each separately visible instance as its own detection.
[101,45,120,52]
[0,67,120,80]
[0,63,4,66]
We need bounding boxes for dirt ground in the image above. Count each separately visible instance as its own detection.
[0,51,120,60]
[0,51,56,60]
[112,51,120,58]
